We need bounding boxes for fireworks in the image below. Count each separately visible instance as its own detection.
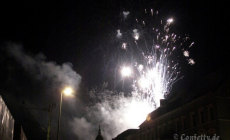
[123,11,130,19]
[188,58,195,65]
[116,29,122,38]
[120,66,132,78]
[121,43,127,50]
[80,9,196,139]
[116,9,195,114]
[183,50,190,57]
[167,18,174,24]
[133,29,139,40]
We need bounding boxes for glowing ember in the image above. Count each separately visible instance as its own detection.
[122,43,127,50]
[133,29,139,40]
[117,29,122,38]
[123,11,130,19]
[167,18,174,24]
[188,58,195,65]
[183,50,190,57]
[121,66,132,77]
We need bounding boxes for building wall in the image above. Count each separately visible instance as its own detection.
[0,95,15,140]
[216,97,230,140]
[129,94,230,140]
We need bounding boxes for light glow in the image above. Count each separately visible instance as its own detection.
[133,29,139,40]
[121,66,132,77]
[62,87,74,96]
[123,99,152,127]
[167,18,174,24]
[146,114,151,121]
[138,76,151,89]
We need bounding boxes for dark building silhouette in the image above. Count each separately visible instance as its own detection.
[114,73,230,140]
[95,125,104,140]
[113,129,138,140]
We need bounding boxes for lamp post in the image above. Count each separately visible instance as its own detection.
[57,87,73,140]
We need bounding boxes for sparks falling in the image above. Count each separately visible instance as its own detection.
[115,8,195,124]
[74,9,196,140]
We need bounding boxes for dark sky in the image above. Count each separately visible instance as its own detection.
[0,0,225,139]
[0,0,222,86]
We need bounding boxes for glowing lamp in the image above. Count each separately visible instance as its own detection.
[146,115,151,121]
[62,87,74,96]
[57,86,74,140]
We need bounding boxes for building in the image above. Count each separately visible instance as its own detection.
[131,93,230,140]
[95,126,104,140]
[0,95,15,140]
[112,129,138,140]
[0,95,27,140]
[115,74,230,140]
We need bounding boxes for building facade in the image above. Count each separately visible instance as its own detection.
[115,77,230,140]
[113,129,138,140]
[128,94,230,140]
[0,95,15,140]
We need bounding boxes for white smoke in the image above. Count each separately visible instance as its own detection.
[6,43,149,140]
[6,44,81,91]
[70,87,152,140]
[70,117,95,140]
[6,43,82,139]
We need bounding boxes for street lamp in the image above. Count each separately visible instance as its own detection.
[57,86,74,140]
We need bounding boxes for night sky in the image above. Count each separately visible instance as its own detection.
[0,1,223,86]
[0,0,225,140]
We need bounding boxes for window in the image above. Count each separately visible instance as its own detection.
[181,116,185,130]
[190,112,196,127]
[209,106,215,120]
[174,119,180,132]
[199,109,205,124]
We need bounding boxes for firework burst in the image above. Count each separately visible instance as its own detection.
[117,9,195,107]
[73,9,196,140]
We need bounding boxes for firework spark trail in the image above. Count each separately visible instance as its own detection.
[118,9,195,107]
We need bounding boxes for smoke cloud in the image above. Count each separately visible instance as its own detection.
[70,87,153,140]
[6,43,153,140]
[6,43,83,139]
[6,44,81,91]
